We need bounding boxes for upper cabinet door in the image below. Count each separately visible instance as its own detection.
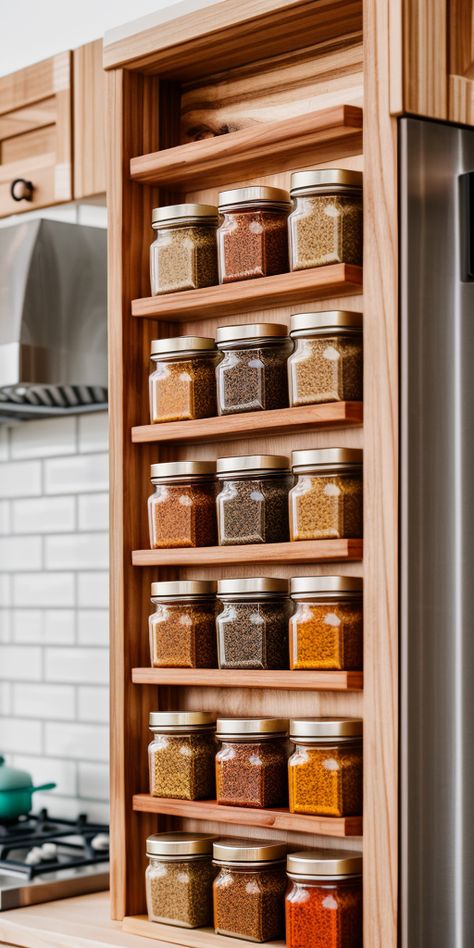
[73,39,106,200]
[0,51,72,217]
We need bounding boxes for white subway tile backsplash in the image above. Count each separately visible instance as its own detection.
[0,428,8,462]
[0,608,12,641]
[45,722,108,761]
[13,683,75,720]
[78,762,109,801]
[0,500,10,535]
[13,573,75,608]
[45,647,108,684]
[10,417,77,460]
[43,610,76,644]
[32,793,90,821]
[12,610,42,643]
[78,493,108,531]
[13,755,77,797]
[0,536,42,571]
[78,412,108,453]
[0,460,42,498]
[0,577,11,608]
[76,203,107,229]
[12,497,76,534]
[45,533,108,570]
[77,610,108,646]
[45,453,108,495]
[0,718,42,753]
[77,686,109,722]
[0,645,42,680]
[0,683,11,714]
[77,572,108,608]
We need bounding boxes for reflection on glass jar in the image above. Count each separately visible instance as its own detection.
[288,718,363,817]
[289,449,363,541]
[288,170,363,271]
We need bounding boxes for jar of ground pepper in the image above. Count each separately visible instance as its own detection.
[289,449,363,541]
[215,717,289,808]
[215,322,292,415]
[288,170,363,271]
[217,186,291,283]
[288,311,363,406]
[216,454,292,545]
[289,576,363,671]
[148,461,217,549]
[146,832,217,928]
[148,711,216,800]
[288,718,363,817]
[285,849,363,948]
[150,204,218,295]
[149,580,218,669]
[213,837,287,942]
[216,577,291,669]
[149,336,219,423]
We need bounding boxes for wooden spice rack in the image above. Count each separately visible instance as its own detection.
[105,0,397,944]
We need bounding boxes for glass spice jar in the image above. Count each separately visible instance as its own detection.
[288,311,363,406]
[215,717,289,808]
[216,454,292,545]
[285,849,363,948]
[148,461,217,549]
[288,170,363,271]
[289,576,363,671]
[150,203,218,295]
[149,336,220,424]
[289,449,363,541]
[149,580,218,669]
[215,322,292,415]
[145,832,217,928]
[217,186,291,283]
[213,837,287,942]
[288,718,363,817]
[216,577,291,669]
[148,711,216,800]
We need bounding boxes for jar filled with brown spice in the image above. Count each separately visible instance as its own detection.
[216,454,292,545]
[289,576,363,671]
[288,170,363,271]
[148,461,217,549]
[149,336,220,424]
[148,711,216,800]
[289,449,363,541]
[215,717,289,808]
[149,580,218,669]
[145,832,217,929]
[150,204,218,295]
[216,577,291,669]
[285,849,363,948]
[288,718,363,817]
[288,311,363,406]
[215,322,292,415]
[217,186,290,283]
[213,837,287,942]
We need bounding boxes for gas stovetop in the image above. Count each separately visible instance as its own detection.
[0,809,109,910]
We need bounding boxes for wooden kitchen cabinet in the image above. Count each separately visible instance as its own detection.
[73,39,106,200]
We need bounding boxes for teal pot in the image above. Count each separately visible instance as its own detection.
[0,756,56,820]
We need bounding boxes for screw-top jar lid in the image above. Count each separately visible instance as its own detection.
[217,454,289,477]
[150,336,216,358]
[216,323,288,347]
[152,204,218,227]
[289,312,363,337]
[151,580,217,599]
[146,832,217,857]
[216,717,288,738]
[290,576,363,600]
[287,849,362,879]
[218,186,291,210]
[213,837,287,864]
[150,460,215,481]
[290,170,362,195]
[290,717,363,740]
[291,448,362,473]
[149,711,215,731]
[217,577,288,597]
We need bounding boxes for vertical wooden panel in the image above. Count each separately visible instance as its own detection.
[403,0,448,118]
[73,40,106,199]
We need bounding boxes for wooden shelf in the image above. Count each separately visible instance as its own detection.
[132,667,363,691]
[131,264,363,321]
[132,402,363,445]
[133,794,363,838]
[130,105,363,188]
[132,538,363,567]
[123,916,285,948]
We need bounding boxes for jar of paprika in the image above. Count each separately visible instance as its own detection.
[285,849,362,948]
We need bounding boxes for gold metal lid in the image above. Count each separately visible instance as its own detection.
[290,576,363,598]
[146,832,217,857]
[217,577,288,596]
[152,204,218,226]
[151,580,217,598]
[149,711,215,730]
[289,717,363,739]
[290,170,363,194]
[216,717,288,737]
[213,837,287,863]
[289,312,363,336]
[216,454,289,476]
[215,323,288,346]
[150,460,215,480]
[291,448,362,472]
[151,336,216,357]
[218,186,291,209]
[287,849,362,878]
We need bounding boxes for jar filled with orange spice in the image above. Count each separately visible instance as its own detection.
[285,849,362,948]
[148,461,217,549]
[289,576,363,670]
[288,718,362,817]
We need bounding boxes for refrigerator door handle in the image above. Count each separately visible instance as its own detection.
[460,171,474,281]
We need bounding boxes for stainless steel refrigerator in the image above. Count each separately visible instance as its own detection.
[400,117,474,947]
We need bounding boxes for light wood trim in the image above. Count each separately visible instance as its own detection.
[133,794,363,837]
[73,40,106,199]
[0,97,56,139]
[401,0,448,118]
[130,105,362,187]
[132,403,363,445]
[124,916,285,948]
[132,539,363,567]
[132,265,363,321]
[0,51,70,114]
[132,667,363,690]
[449,73,474,124]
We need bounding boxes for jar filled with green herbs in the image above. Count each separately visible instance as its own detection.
[216,454,292,545]
[150,204,218,295]
[215,322,292,415]
[148,711,216,800]
[149,580,218,669]
[216,577,291,669]
[288,170,363,271]
[146,832,217,928]
[213,837,287,942]
[288,311,363,405]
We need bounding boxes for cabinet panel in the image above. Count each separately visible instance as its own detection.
[73,40,106,199]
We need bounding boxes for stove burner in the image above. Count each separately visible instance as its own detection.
[0,809,109,881]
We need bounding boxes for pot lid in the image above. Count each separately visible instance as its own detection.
[0,756,33,791]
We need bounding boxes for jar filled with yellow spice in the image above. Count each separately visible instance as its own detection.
[150,204,218,295]
[289,576,363,670]
[149,336,220,424]
[148,711,216,800]
[288,170,363,271]
[149,580,218,669]
[288,718,363,817]
[288,311,363,406]
[289,448,363,541]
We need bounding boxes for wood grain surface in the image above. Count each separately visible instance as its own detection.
[131,667,363,691]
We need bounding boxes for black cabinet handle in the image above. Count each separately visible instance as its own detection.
[10,178,34,202]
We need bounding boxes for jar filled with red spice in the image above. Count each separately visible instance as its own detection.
[285,849,362,948]
[288,718,363,817]
[215,716,289,808]
[148,461,217,549]
[217,186,291,283]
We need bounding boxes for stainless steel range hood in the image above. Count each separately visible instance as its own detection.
[0,218,107,420]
